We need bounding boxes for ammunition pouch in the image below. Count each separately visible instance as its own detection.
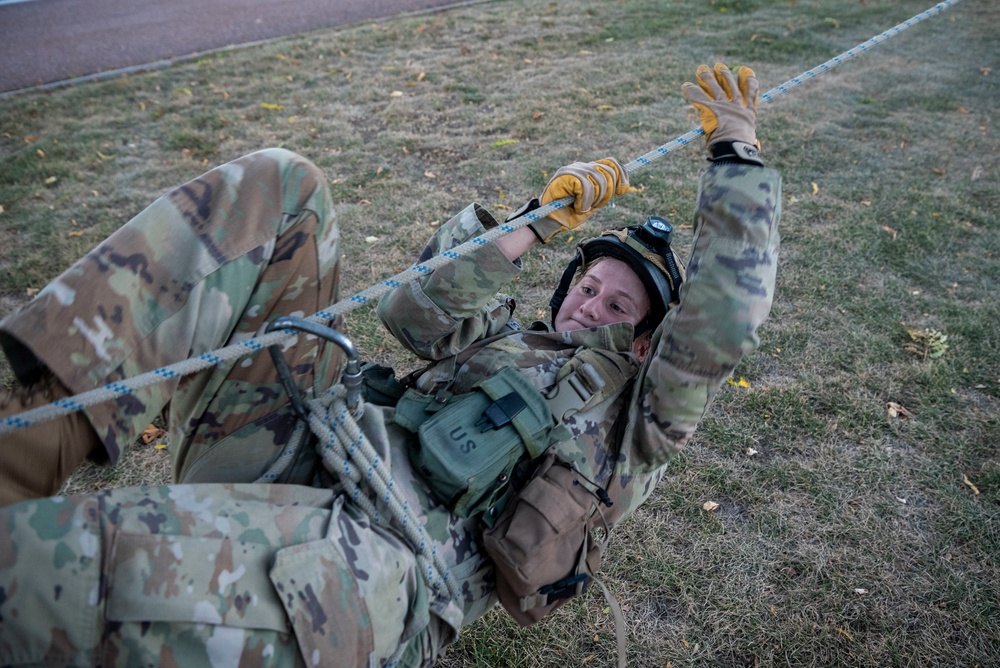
[393,366,561,520]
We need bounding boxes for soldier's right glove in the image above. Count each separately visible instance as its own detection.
[682,63,762,164]
[526,158,629,243]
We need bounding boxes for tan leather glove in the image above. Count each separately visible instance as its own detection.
[529,158,629,243]
[681,63,759,147]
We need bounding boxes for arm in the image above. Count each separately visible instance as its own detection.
[626,161,781,470]
[377,160,629,360]
[624,63,781,471]
[376,204,524,360]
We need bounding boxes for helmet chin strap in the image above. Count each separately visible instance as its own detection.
[548,251,584,323]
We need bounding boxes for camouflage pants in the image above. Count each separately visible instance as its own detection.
[0,150,451,666]
[0,483,446,667]
[0,147,343,480]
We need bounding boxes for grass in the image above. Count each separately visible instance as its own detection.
[1,0,998,665]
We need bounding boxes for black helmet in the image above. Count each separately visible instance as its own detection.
[550,216,686,336]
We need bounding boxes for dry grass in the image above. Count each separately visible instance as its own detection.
[2,0,998,665]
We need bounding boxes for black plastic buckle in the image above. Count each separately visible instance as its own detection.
[476,391,527,432]
[539,573,590,601]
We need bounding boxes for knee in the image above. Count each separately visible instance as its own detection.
[240,148,334,235]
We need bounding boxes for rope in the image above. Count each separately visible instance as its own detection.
[0,0,963,435]
[291,387,461,601]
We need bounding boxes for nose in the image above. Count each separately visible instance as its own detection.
[578,297,601,322]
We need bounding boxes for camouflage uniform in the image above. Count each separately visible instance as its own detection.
[0,148,781,666]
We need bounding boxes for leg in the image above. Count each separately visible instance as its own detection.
[0,484,446,667]
[0,149,343,500]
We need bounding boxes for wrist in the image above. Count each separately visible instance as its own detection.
[708,140,764,166]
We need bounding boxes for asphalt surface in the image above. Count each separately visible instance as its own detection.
[0,0,484,94]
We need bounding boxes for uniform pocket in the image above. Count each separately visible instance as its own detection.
[106,532,289,632]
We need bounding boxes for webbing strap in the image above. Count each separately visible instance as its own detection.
[0,0,965,435]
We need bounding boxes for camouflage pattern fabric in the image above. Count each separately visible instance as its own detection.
[0,483,449,667]
[377,160,781,522]
[0,153,781,666]
[0,148,344,479]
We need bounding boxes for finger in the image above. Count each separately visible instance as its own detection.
[738,66,760,109]
[682,81,712,106]
[597,158,629,196]
[589,163,615,209]
[559,164,597,213]
[695,64,724,100]
[713,63,738,102]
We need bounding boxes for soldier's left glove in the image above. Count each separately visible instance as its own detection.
[523,158,629,243]
[682,63,763,165]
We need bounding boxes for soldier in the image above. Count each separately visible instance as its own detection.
[0,63,780,667]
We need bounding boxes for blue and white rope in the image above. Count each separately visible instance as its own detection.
[0,0,963,434]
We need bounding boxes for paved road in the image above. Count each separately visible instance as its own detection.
[0,0,483,94]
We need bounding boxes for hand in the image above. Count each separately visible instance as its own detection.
[681,63,759,147]
[531,158,629,243]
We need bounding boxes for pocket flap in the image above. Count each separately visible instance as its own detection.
[106,532,289,632]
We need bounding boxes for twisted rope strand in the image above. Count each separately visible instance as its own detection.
[0,0,963,434]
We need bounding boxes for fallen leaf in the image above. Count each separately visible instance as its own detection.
[154,444,168,450]
[886,401,913,419]
[67,230,84,237]
[962,473,980,495]
[727,376,751,388]
[25,287,39,297]
[596,104,615,111]
[490,138,519,148]
[811,182,819,195]
[702,500,720,512]
[0,205,4,215]
[958,106,969,114]
[835,628,854,641]
[96,151,116,160]
[980,67,992,76]
[23,134,38,143]
[37,149,45,158]
[260,102,284,110]
[881,225,897,240]
[141,424,166,444]
[860,200,872,206]
[359,198,372,205]
[364,236,380,243]
[424,171,436,179]
[532,112,545,120]
[417,71,426,81]
[390,91,404,97]
[896,496,907,504]
[44,176,57,185]
[376,166,383,175]
[746,448,759,457]
[854,588,868,595]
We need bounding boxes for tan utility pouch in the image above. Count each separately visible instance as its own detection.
[394,366,556,519]
[482,453,612,625]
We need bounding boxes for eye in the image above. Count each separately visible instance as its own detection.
[580,285,596,296]
[611,303,625,313]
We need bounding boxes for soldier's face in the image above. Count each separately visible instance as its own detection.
[554,258,650,333]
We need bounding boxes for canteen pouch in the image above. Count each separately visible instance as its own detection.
[482,453,609,626]
[400,366,556,518]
